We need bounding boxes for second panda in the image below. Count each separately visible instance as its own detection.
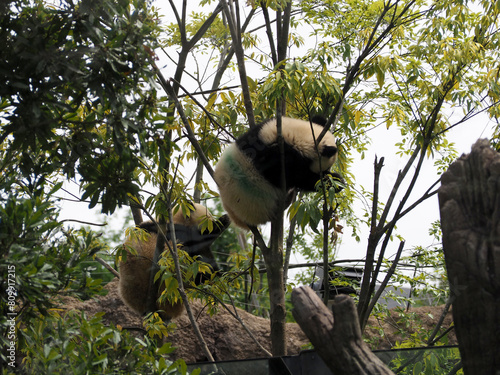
[118,203,228,319]
[214,116,342,229]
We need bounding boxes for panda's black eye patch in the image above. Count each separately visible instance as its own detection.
[321,146,338,157]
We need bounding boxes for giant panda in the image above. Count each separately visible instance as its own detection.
[214,116,342,229]
[118,203,229,319]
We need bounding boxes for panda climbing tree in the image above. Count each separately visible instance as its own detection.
[214,116,343,229]
[118,203,230,320]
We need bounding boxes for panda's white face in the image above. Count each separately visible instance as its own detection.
[259,117,338,173]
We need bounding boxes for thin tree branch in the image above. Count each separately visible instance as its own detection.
[377,146,422,231]
[283,199,298,285]
[248,225,269,253]
[161,78,216,179]
[381,180,440,233]
[371,156,384,234]
[358,156,384,324]
[276,1,291,63]
[167,0,184,43]
[175,80,235,141]
[366,241,405,315]
[446,361,463,375]
[261,1,277,65]
[145,218,166,317]
[427,295,455,346]
[165,205,215,362]
[212,6,256,91]
[322,201,332,305]
[60,219,107,226]
[129,196,144,225]
[95,256,120,278]
[220,0,255,127]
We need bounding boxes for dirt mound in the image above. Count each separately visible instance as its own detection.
[60,279,456,362]
[61,279,308,363]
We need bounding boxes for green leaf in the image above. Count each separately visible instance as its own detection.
[206,93,217,110]
[157,342,175,355]
[375,65,385,88]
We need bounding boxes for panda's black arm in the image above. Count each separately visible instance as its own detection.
[176,214,230,252]
[311,115,327,126]
[292,169,345,193]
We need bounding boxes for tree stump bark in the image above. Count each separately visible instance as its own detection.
[438,139,500,374]
[291,286,394,375]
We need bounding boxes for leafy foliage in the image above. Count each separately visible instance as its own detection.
[388,346,462,375]
[19,310,190,375]
[0,0,162,213]
[0,158,110,368]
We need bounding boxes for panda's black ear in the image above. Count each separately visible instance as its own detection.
[311,115,327,127]
[322,145,338,158]
[214,214,231,234]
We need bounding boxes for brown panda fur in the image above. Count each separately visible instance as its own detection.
[117,203,215,319]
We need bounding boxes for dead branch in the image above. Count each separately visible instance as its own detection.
[292,286,395,375]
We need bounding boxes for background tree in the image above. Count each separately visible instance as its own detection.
[0,1,190,372]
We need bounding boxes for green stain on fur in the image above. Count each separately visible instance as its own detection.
[224,152,267,198]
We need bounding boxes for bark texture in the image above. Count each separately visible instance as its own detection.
[438,139,500,374]
[292,286,394,375]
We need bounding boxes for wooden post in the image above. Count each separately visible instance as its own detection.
[292,286,395,375]
[438,139,500,374]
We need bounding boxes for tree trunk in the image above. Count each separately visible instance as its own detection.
[438,139,500,374]
[292,286,395,375]
[261,218,287,356]
[129,197,143,225]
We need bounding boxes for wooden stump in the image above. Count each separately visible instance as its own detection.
[438,139,500,374]
[292,286,394,375]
